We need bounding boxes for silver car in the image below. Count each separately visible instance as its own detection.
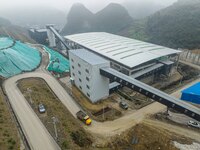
[38,104,46,113]
[188,120,200,128]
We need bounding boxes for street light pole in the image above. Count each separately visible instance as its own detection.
[52,117,58,140]
[102,105,105,121]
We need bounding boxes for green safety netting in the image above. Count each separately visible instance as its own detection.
[44,46,69,73]
[0,37,41,78]
[0,37,14,49]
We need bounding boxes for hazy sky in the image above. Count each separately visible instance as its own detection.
[0,0,177,13]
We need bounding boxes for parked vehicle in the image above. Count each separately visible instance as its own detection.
[187,120,200,128]
[119,101,128,110]
[38,104,46,113]
[76,110,92,125]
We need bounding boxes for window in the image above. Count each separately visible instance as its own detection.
[85,69,89,73]
[86,85,90,89]
[87,93,90,97]
[78,71,81,75]
[78,63,81,67]
[86,77,89,81]
[72,66,74,69]
[72,73,75,77]
[71,58,74,62]
[79,78,82,82]
[79,86,82,90]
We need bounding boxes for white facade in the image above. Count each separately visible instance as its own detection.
[69,49,110,103]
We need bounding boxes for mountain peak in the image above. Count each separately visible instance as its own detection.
[62,3,133,35]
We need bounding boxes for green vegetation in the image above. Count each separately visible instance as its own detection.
[119,19,149,42]
[0,88,19,150]
[121,0,200,49]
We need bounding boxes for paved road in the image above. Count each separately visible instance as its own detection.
[3,72,80,150]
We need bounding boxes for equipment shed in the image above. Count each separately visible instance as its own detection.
[181,82,200,104]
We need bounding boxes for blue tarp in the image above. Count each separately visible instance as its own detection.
[181,82,200,104]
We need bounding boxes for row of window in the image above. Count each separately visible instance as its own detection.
[72,72,90,82]
[78,84,90,90]
[71,62,90,74]
[78,85,90,98]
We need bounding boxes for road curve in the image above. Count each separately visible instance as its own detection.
[4,68,200,148]
[3,72,80,150]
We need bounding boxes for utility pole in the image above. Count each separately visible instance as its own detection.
[27,88,33,104]
[52,117,58,141]
[102,105,104,120]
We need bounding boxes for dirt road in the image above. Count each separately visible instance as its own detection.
[144,119,200,142]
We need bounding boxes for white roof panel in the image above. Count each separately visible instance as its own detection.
[65,32,181,68]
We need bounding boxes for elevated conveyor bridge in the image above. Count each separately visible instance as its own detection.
[100,67,200,121]
[46,25,70,50]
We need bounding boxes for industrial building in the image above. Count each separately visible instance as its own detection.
[28,28,48,45]
[181,82,200,104]
[65,32,181,82]
[69,49,110,103]
[44,28,200,121]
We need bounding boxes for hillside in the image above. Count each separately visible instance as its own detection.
[0,17,35,43]
[120,0,200,49]
[61,3,94,35]
[123,0,165,19]
[61,3,133,35]
[0,6,66,29]
[0,17,11,26]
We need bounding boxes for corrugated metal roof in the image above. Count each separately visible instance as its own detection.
[69,49,109,65]
[65,32,181,69]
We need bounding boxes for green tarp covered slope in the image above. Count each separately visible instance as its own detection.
[44,46,69,73]
[0,37,41,78]
[0,37,14,49]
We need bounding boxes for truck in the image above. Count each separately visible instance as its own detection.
[76,110,92,125]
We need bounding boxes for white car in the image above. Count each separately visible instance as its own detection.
[187,120,200,128]
[38,104,46,113]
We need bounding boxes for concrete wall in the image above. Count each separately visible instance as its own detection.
[180,50,200,65]
[69,51,110,103]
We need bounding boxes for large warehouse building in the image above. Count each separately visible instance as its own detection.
[65,32,181,102]
[65,32,181,81]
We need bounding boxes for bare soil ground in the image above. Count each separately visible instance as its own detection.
[18,78,93,150]
[0,88,19,150]
[71,85,122,122]
[190,49,200,54]
[105,121,194,150]
[153,112,200,135]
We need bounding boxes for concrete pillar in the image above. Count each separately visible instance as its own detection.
[46,24,56,47]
